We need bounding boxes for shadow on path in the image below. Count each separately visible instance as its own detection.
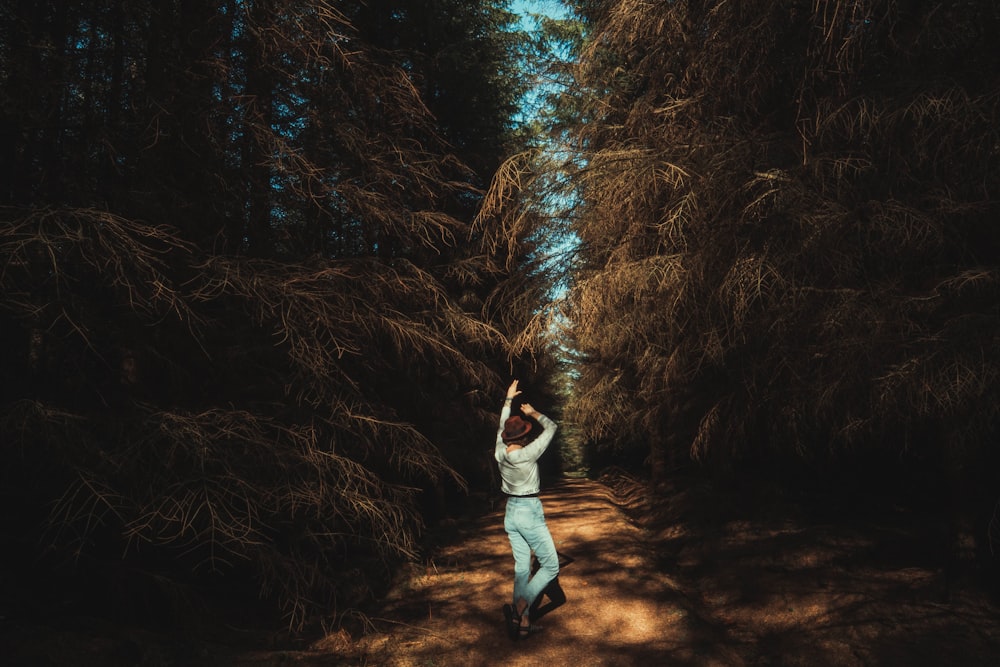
[335,477,740,667]
[303,474,1000,667]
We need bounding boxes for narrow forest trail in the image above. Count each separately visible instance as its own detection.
[333,477,730,667]
[10,475,1000,665]
[296,474,1000,667]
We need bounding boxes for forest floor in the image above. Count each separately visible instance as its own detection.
[5,471,1000,666]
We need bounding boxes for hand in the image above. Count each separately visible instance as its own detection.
[520,402,539,418]
[506,379,522,401]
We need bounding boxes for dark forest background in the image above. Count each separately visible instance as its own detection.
[0,0,562,634]
[2,0,1000,642]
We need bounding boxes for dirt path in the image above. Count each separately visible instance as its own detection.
[308,475,1000,667]
[324,478,739,666]
[7,475,1000,665]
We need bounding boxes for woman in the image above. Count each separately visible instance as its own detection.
[495,379,559,640]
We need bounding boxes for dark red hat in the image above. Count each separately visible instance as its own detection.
[501,416,532,443]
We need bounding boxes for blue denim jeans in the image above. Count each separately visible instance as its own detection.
[504,496,559,617]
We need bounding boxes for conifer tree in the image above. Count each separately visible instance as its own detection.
[0,0,533,631]
[561,0,1000,507]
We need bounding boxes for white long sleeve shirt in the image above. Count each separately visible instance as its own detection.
[494,402,557,496]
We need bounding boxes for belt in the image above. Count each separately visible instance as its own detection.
[505,492,539,498]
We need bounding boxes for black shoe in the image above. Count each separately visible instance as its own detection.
[518,616,547,639]
[502,604,519,641]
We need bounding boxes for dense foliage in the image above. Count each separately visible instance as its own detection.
[10,0,1000,638]
[0,0,551,631]
[557,0,1000,545]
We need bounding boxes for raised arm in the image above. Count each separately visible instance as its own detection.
[496,380,522,452]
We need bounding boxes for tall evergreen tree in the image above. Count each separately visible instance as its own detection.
[562,0,1000,520]
[0,0,533,631]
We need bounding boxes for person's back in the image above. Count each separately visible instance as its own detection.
[495,380,559,640]
[495,414,555,496]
